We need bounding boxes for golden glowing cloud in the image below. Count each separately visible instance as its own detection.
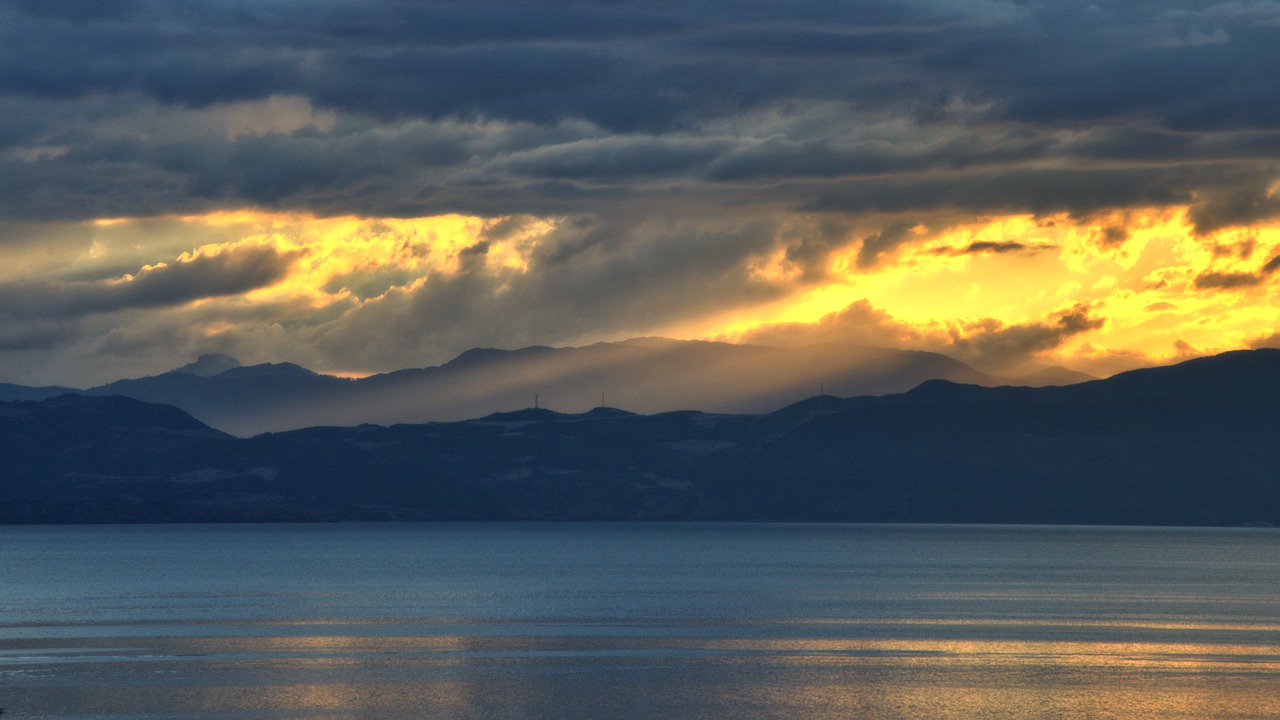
[68,205,1280,379]
[707,207,1280,375]
[162,211,556,308]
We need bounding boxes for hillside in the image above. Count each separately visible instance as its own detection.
[2,349,1277,526]
[2,339,1020,435]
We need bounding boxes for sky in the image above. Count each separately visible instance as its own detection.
[3,0,1280,386]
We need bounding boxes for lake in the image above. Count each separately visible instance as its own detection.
[2,522,1279,719]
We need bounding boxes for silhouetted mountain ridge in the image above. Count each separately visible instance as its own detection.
[0,382,78,401]
[0,339,1055,435]
[2,348,1278,526]
[443,345,557,369]
[1073,348,1280,400]
[174,354,241,377]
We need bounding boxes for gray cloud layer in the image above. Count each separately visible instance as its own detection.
[1,0,1279,226]
[0,244,296,374]
[741,300,1106,375]
[0,245,295,320]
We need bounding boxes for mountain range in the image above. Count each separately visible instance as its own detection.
[0,338,1092,436]
[2,348,1277,526]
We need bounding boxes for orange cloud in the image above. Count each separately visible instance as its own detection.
[707,207,1280,375]
[32,204,1280,381]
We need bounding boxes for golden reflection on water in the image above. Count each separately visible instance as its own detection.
[785,617,1280,632]
[104,629,1278,719]
[722,634,1280,720]
[5,627,1280,719]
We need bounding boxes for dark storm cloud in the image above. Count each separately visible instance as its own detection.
[740,299,1105,373]
[857,222,918,268]
[954,304,1105,370]
[778,215,861,281]
[934,241,1056,257]
[808,165,1208,217]
[499,136,734,181]
[1,0,1279,227]
[961,241,1032,254]
[0,245,296,319]
[0,319,77,351]
[1099,226,1129,247]
[924,2,1280,132]
[699,123,1070,184]
[1193,271,1263,290]
[1192,254,1280,290]
[1186,182,1280,235]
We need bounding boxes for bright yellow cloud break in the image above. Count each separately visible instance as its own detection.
[707,208,1280,375]
[78,206,1280,378]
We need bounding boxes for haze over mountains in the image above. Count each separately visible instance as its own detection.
[0,338,1091,436]
[2,348,1277,526]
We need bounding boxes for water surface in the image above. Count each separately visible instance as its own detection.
[2,522,1279,718]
